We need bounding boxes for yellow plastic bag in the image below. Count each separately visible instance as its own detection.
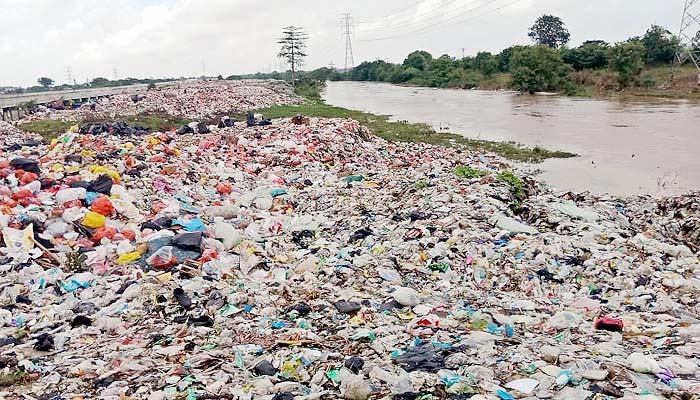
[82,211,106,228]
[117,251,141,264]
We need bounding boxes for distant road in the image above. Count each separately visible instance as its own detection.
[0,81,177,109]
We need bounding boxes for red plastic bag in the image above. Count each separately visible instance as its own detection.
[20,172,38,184]
[91,196,114,216]
[216,182,232,194]
[63,199,83,209]
[12,189,33,201]
[147,246,178,270]
[93,226,117,242]
[120,230,136,241]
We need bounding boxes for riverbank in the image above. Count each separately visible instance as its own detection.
[15,81,577,164]
[342,65,700,101]
[252,99,576,163]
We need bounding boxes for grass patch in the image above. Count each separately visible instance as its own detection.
[497,170,526,200]
[0,369,28,387]
[294,82,324,100]
[19,119,73,141]
[254,100,576,162]
[19,113,191,140]
[454,165,489,178]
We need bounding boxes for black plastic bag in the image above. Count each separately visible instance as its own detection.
[10,157,41,175]
[172,232,203,251]
[88,174,113,195]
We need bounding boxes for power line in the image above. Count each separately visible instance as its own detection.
[355,0,432,24]
[358,0,502,40]
[358,0,520,42]
[357,0,479,33]
[341,13,355,70]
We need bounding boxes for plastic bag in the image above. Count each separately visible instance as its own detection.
[91,196,114,216]
[92,226,117,242]
[117,251,141,264]
[146,246,178,270]
[82,211,106,228]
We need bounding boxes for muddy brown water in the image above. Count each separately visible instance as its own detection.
[323,81,700,196]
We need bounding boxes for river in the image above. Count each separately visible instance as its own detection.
[323,81,700,196]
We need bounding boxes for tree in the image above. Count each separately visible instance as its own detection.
[37,77,54,88]
[642,25,680,65]
[403,50,433,71]
[608,41,646,88]
[528,15,570,48]
[562,41,609,70]
[277,26,309,87]
[473,52,499,76]
[497,45,526,72]
[90,77,110,86]
[425,55,460,88]
[510,45,572,93]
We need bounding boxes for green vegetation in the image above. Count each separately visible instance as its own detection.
[20,119,73,141]
[20,113,190,141]
[0,369,28,387]
[245,18,689,99]
[497,170,526,201]
[528,15,571,48]
[254,99,576,162]
[294,81,324,100]
[415,180,428,189]
[454,165,489,179]
[608,41,647,88]
[510,46,573,94]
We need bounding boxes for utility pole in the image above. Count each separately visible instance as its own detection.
[341,13,355,71]
[677,0,700,83]
[461,48,465,59]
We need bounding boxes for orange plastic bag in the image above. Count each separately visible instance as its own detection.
[216,182,232,194]
[91,197,114,216]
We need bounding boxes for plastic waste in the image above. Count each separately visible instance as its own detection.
[82,211,106,228]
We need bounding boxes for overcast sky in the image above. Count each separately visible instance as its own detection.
[0,0,683,87]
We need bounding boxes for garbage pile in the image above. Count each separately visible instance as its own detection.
[19,80,301,123]
[0,115,699,400]
[79,121,150,136]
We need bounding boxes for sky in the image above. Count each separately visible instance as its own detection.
[0,0,684,87]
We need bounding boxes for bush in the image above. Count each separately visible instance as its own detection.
[642,25,681,65]
[562,40,609,70]
[608,41,646,88]
[509,46,572,93]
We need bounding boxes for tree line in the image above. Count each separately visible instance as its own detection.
[343,16,682,94]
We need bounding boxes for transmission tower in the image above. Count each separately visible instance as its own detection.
[677,0,700,73]
[66,67,73,86]
[341,13,355,71]
[113,65,118,80]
